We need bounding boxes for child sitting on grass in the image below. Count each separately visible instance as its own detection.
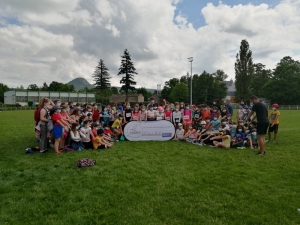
[210,130,231,148]
[231,125,245,148]
[173,123,185,140]
[93,129,113,149]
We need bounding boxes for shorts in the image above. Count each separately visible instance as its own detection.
[257,122,269,135]
[268,124,279,133]
[53,125,63,139]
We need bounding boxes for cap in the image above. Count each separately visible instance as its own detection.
[118,106,123,111]
[200,121,206,125]
[158,106,163,111]
[52,105,62,111]
[272,103,279,108]
[178,123,182,126]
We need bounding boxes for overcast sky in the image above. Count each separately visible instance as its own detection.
[1,0,300,89]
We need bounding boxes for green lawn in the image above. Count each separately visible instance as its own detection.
[0,110,300,225]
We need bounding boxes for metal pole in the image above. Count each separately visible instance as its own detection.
[190,61,192,105]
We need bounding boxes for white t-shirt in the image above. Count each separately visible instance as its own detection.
[176,129,184,138]
[80,126,91,142]
[173,111,182,123]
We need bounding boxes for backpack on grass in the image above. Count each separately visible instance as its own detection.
[76,158,96,168]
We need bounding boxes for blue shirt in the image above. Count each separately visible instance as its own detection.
[235,132,245,146]
[210,119,220,131]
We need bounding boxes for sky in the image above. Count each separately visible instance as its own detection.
[1,0,300,89]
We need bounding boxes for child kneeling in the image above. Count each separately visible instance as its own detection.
[93,129,113,149]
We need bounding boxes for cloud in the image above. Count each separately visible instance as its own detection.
[0,0,300,90]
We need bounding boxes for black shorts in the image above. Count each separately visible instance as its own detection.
[257,122,269,135]
[268,124,279,133]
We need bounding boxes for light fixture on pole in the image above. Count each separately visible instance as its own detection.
[187,57,193,105]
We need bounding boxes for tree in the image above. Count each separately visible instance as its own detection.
[111,87,119,94]
[41,82,48,91]
[48,81,75,92]
[235,39,254,102]
[250,63,272,97]
[170,82,189,102]
[136,87,152,101]
[0,83,10,103]
[212,69,228,82]
[161,78,180,101]
[264,56,300,104]
[93,59,111,93]
[27,84,39,91]
[118,49,138,100]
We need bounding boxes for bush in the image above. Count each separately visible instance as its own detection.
[28,101,33,107]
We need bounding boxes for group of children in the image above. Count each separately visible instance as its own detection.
[34,97,280,154]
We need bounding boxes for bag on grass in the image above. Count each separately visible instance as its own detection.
[76,158,96,168]
[119,134,125,141]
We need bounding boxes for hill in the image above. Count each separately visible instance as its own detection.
[67,77,156,93]
[67,77,94,90]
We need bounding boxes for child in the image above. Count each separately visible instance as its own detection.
[140,106,147,121]
[182,125,197,142]
[93,129,113,149]
[147,106,156,121]
[92,103,100,122]
[80,120,94,149]
[231,125,245,148]
[164,105,172,122]
[156,106,165,120]
[70,123,85,151]
[173,123,185,140]
[182,104,192,132]
[111,114,124,139]
[209,117,220,131]
[51,106,69,154]
[267,103,280,142]
[211,106,220,120]
[131,104,140,121]
[103,123,112,137]
[210,130,231,148]
[172,106,182,129]
[247,129,258,149]
[236,105,245,121]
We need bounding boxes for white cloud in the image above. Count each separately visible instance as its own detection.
[0,0,300,90]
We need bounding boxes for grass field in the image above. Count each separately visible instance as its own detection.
[0,110,300,225]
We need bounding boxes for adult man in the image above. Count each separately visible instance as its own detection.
[225,99,233,117]
[247,95,269,155]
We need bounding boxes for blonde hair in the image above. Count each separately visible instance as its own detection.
[38,98,49,108]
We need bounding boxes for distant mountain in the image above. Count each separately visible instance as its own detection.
[67,77,157,93]
[67,77,94,90]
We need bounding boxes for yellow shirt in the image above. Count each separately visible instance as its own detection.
[270,110,280,124]
[112,118,122,128]
[93,136,103,149]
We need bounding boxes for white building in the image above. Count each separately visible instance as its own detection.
[4,90,95,106]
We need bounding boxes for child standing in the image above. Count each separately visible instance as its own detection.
[267,103,280,142]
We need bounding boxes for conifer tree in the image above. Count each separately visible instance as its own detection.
[93,59,111,94]
[118,49,138,100]
[234,39,254,102]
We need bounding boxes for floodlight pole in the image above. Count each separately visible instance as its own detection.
[188,57,193,105]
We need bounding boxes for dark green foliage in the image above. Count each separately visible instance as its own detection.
[170,82,189,102]
[235,39,254,102]
[250,63,272,97]
[111,87,119,94]
[0,83,10,103]
[136,87,152,101]
[118,49,138,100]
[264,56,300,104]
[48,81,75,92]
[93,59,111,92]
[27,84,40,91]
[161,78,180,102]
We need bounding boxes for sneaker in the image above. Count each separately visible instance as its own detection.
[40,149,48,154]
[237,147,246,150]
[257,151,266,155]
[26,148,34,154]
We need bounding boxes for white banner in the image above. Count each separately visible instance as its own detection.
[123,121,175,141]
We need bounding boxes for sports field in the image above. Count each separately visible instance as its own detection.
[0,110,299,225]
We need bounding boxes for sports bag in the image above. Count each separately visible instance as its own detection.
[76,158,96,168]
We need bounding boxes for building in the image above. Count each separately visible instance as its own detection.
[224,79,236,100]
[109,94,144,103]
[4,90,95,106]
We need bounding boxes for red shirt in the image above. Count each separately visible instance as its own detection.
[51,113,63,126]
[92,109,100,121]
[104,129,112,135]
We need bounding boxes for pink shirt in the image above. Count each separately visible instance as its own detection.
[183,109,191,121]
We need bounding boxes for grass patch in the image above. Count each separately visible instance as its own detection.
[0,110,300,224]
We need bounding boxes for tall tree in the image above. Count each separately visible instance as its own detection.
[111,87,119,94]
[118,49,138,100]
[136,87,152,101]
[264,56,300,104]
[250,63,272,97]
[161,78,180,101]
[27,84,40,91]
[93,59,111,94]
[170,82,189,102]
[0,83,10,103]
[234,39,254,102]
